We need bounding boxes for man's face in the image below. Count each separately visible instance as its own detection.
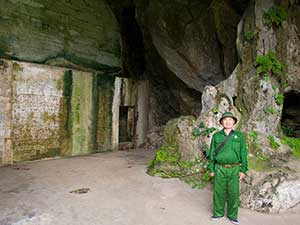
[221,117,235,129]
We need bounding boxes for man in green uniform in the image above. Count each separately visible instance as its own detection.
[208,112,248,225]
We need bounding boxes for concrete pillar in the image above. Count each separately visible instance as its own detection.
[0,59,13,165]
[70,71,95,155]
[112,77,122,150]
[136,80,150,147]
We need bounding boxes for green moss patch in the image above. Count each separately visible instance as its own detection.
[268,135,280,150]
[281,137,300,158]
[248,156,271,172]
[147,145,182,178]
[147,144,210,188]
[246,131,272,171]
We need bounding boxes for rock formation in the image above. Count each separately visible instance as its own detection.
[147,0,300,213]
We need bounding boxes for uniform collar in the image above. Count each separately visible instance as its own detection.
[221,129,235,136]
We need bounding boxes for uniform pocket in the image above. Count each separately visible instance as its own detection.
[232,140,240,149]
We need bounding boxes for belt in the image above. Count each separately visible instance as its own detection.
[217,163,242,168]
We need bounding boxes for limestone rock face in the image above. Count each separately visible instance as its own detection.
[145,126,164,150]
[240,170,300,213]
[107,0,245,126]
[192,0,300,213]
[160,116,202,161]
[143,0,240,93]
[176,116,202,161]
[200,0,300,138]
[150,0,300,213]
[0,0,121,70]
[136,0,243,125]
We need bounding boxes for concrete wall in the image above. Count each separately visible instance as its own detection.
[96,74,115,152]
[0,59,118,165]
[112,77,150,149]
[0,0,151,165]
[0,60,13,165]
[0,59,150,165]
[136,80,150,147]
[11,60,66,162]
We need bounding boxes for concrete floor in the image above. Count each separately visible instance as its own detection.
[0,149,299,225]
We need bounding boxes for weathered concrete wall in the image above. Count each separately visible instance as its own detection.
[111,77,150,149]
[70,71,95,156]
[96,75,115,152]
[0,59,120,164]
[9,60,66,162]
[136,80,150,147]
[0,60,13,165]
[0,58,149,164]
[0,0,121,70]
[121,78,138,106]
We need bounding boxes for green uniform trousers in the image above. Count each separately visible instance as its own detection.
[213,164,240,219]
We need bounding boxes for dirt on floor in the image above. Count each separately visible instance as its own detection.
[0,148,299,225]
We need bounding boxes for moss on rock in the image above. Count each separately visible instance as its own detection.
[281,136,300,158]
[147,116,210,188]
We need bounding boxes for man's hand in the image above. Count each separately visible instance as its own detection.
[209,172,215,177]
[239,172,246,181]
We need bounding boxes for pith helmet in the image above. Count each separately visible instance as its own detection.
[219,111,238,124]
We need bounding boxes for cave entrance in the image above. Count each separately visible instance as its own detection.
[281,91,300,138]
[119,106,135,148]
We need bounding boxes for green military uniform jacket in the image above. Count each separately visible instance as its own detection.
[207,129,248,173]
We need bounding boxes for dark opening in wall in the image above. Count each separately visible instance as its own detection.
[232,96,237,107]
[120,6,145,78]
[119,106,135,143]
[281,91,300,137]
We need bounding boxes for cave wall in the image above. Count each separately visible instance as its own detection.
[0,0,121,70]
[157,0,300,213]
[197,0,300,136]
[107,0,246,126]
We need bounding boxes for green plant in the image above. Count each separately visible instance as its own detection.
[283,73,289,87]
[247,131,269,162]
[213,107,219,114]
[282,126,294,136]
[181,170,213,189]
[265,107,276,114]
[248,153,271,171]
[248,131,259,149]
[255,51,282,79]
[268,135,280,150]
[264,75,270,82]
[256,151,267,161]
[244,31,255,42]
[264,6,288,27]
[281,137,300,158]
[274,93,284,105]
[192,122,216,140]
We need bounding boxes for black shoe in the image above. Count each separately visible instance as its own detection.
[210,215,224,221]
[229,218,239,225]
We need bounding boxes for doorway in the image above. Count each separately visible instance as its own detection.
[119,106,135,146]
